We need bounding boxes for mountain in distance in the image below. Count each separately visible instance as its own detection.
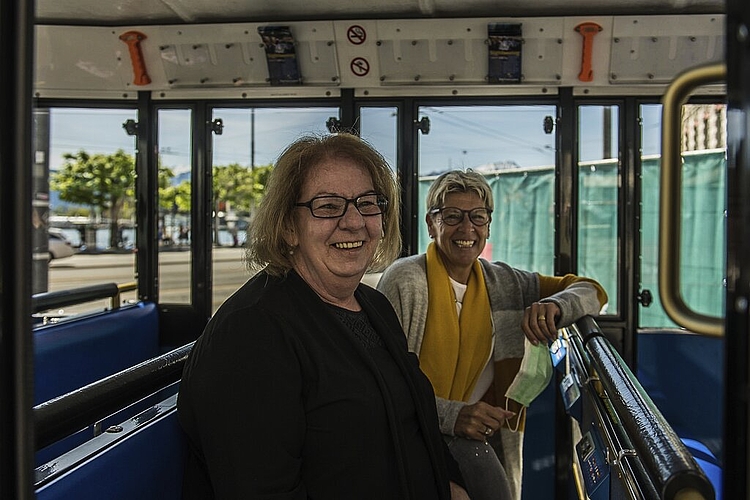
[424,160,521,176]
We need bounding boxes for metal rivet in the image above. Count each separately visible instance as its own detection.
[738,24,749,43]
[736,296,748,312]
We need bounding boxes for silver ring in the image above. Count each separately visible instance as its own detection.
[484,426,492,436]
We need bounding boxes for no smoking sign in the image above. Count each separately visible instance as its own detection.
[347,25,366,45]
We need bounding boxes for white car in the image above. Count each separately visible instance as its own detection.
[48,229,76,260]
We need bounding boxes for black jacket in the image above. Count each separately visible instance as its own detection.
[178,270,458,499]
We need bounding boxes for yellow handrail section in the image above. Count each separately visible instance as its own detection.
[660,62,726,337]
[114,281,137,309]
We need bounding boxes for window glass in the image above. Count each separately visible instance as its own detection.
[41,107,138,318]
[157,109,193,304]
[359,106,398,286]
[639,103,727,327]
[360,106,398,172]
[578,105,619,315]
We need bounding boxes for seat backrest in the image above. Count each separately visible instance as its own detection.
[35,394,186,500]
[34,302,160,405]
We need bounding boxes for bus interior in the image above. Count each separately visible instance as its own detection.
[1,0,747,498]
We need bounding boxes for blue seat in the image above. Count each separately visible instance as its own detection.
[682,438,722,500]
[36,394,186,500]
[33,302,160,405]
[34,302,161,466]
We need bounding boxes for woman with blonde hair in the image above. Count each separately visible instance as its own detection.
[378,169,607,500]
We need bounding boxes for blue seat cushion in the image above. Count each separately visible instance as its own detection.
[34,302,159,405]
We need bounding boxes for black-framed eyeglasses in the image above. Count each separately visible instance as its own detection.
[295,193,388,219]
[430,207,492,226]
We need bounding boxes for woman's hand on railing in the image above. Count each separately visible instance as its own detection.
[522,302,561,345]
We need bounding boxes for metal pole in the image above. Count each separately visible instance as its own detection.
[0,0,36,495]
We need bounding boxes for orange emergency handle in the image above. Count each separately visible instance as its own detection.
[119,30,151,86]
[575,22,602,82]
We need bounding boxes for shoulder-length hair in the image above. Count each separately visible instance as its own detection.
[425,169,494,212]
[246,133,402,276]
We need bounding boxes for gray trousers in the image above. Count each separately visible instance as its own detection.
[444,434,513,500]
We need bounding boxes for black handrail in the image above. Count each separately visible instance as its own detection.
[32,283,120,314]
[577,316,714,500]
[568,328,662,499]
[34,342,194,451]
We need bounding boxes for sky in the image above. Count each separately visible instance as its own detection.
[46,103,662,178]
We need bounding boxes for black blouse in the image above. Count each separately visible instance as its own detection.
[178,270,455,499]
[329,305,440,499]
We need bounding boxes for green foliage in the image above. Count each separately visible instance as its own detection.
[50,150,273,247]
[160,181,191,214]
[51,149,136,247]
[55,206,92,217]
[51,149,135,210]
[157,164,272,217]
[212,163,273,213]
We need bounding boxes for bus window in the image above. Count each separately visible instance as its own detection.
[578,105,620,315]
[210,106,338,312]
[157,108,193,305]
[360,106,398,287]
[44,107,139,315]
[360,106,398,172]
[417,105,557,272]
[639,103,727,328]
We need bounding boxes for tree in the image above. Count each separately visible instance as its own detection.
[51,149,135,248]
[212,164,272,245]
[213,164,256,213]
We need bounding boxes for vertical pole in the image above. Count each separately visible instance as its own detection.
[32,108,50,294]
[0,0,35,496]
[603,105,612,159]
[724,1,750,497]
[251,108,255,169]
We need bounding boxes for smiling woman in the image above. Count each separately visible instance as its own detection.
[377,169,607,500]
[287,159,389,308]
[177,133,468,499]
[245,134,402,278]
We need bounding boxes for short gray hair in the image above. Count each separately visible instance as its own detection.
[425,169,493,212]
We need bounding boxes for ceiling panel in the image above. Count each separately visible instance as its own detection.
[36,0,725,26]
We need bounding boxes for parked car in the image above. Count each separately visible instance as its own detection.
[48,229,76,260]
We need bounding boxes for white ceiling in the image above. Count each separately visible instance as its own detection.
[36,0,725,26]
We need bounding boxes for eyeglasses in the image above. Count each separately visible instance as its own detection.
[295,193,388,219]
[430,207,492,226]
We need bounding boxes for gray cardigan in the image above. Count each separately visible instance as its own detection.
[377,254,603,499]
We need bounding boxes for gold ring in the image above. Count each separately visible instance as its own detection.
[537,315,546,322]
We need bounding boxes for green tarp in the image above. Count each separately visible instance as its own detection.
[417,150,726,328]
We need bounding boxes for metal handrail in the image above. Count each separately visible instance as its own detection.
[115,281,137,308]
[32,281,137,314]
[577,317,714,499]
[33,342,193,451]
[568,323,661,499]
[660,62,726,337]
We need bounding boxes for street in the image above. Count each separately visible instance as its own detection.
[48,247,383,313]
[48,247,251,312]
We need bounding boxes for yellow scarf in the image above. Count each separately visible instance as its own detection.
[420,243,493,401]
